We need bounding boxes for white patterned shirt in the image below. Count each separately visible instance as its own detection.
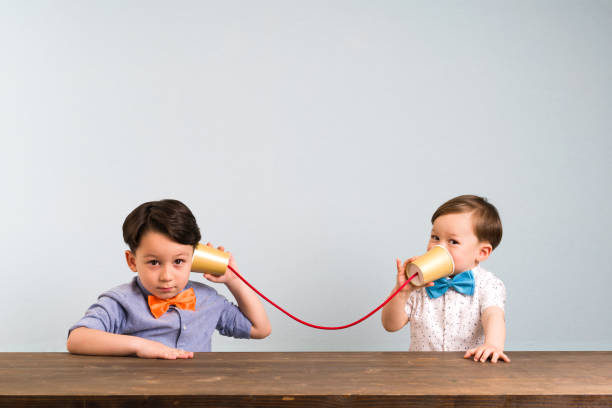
[404,265,506,351]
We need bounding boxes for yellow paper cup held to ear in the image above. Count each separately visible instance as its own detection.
[191,243,230,276]
[406,245,454,286]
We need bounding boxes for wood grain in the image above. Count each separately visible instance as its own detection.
[1,352,610,407]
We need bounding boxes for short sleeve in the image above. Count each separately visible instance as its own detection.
[404,290,418,318]
[68,295,127,336]
[479,273,506,314]
[216,299,252,339]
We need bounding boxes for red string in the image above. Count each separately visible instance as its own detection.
[227,264,418,330]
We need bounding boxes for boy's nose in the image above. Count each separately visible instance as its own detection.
[159,265,172,281]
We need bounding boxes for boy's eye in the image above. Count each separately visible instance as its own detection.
[431,235,440,241]
[449,239,459,245]
[149,260,160,266]
[174,259,185,265]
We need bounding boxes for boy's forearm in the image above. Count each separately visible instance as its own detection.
[482,306,506,349]
[226,279,271,339]
[67,327,140,356]
[381,286,411,332]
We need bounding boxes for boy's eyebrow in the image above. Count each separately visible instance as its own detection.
[430,230,460,238]
[142,252,191,258]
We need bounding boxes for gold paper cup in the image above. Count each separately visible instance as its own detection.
[407,245,454,286]
[191,243,230,276]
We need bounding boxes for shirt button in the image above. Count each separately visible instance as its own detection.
[183,325,187,330]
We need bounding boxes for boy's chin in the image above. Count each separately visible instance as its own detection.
[155,291,180,299]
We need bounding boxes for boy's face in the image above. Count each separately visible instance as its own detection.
[427,211,492,274]
[125,230,194,299]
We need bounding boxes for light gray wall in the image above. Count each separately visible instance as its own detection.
[1,1,610,352]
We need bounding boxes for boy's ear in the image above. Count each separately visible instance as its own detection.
[476,242,492,263]
[125,250,138,272]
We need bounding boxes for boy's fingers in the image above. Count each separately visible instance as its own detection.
[500,352,511,363]
[204,273,222,282]
[176,349,191,359]
[464,348,475,358]
[491,352,499,363]
[481,349,493,362]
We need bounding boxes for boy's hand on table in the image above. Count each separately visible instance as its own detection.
[136,338,194,360]
[464,343,510,363]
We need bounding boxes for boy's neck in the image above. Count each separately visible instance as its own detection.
[451,263,479,277]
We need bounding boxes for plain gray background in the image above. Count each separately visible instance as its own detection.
[1,1,610,352]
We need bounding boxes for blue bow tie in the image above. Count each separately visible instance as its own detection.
[426,270,475,299]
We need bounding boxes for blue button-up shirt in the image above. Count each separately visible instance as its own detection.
[69,277,252,351]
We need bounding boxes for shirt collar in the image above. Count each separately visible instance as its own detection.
[450,264,481,278]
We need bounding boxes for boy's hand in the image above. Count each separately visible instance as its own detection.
[201,243,237,284]
[136,338,194,360]
[396,257,434,292]
[464,344,510,363]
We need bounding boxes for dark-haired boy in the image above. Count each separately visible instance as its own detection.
[67,199,271,359]
[381,195,509,363]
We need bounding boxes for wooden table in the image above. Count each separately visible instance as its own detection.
[1,352,610,407]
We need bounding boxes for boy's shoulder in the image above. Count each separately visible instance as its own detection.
[97,277,144,302]
[187,280,234,307]
[473,265,505,288]
[187,279,219,296]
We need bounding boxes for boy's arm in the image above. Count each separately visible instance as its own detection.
[381,284,411,331]
[202,245,271,339]
[224,276,272,339]
[382,257,430,332]
[67,327,193,359]
[463,306,510,363]
[482,306,506,349]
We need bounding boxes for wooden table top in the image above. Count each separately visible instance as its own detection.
[1,351,611,407]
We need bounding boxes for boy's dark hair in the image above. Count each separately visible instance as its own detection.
[122,199,201,253]
[431,195,502,250]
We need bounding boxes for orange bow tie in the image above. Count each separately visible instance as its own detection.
[147,287,196,319]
